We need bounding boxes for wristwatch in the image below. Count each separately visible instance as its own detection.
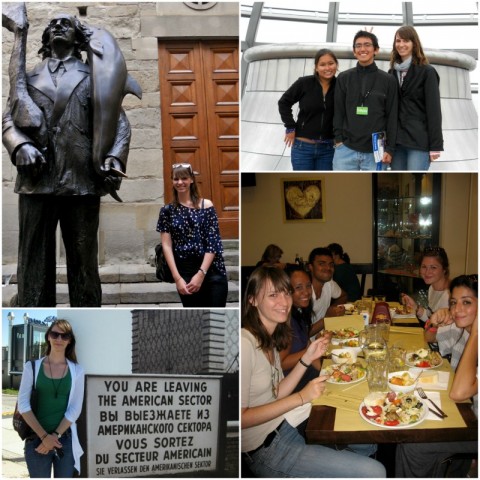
[54,431,62,439]
[198,268,208,275]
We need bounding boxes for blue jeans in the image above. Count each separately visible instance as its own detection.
[391,145,430,171]
[333,143,384,171]
[25,432,75,478]
[243,421,386,477]
[291,139,334,171]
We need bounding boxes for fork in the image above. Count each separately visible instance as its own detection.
[416,387,448,418]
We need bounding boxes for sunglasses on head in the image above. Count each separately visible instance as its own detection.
[49,331,71,341]
[172,163,193,173]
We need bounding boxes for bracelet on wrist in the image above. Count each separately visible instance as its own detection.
[299,358,309,368]
[40,432,48,441]
[424,319,438,333]
[298,392,304,406]
[285,128,295,134]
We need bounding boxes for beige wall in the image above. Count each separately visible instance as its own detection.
[440,173,478,277]
[241,173,373,265]
[241,173,477,287]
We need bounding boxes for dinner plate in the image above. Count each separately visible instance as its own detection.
[331,336,359,345]
[405,353,443,370]
[321,365,366,384]
[358,393,428,429]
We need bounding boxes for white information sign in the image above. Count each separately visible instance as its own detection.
[86,375,221,477]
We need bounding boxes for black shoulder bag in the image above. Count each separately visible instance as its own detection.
[155,204,175,283]
[13,359,37,440]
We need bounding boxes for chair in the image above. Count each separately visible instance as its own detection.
[350,263,373,297]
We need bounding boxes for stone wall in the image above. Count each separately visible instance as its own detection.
[2,2,239,265]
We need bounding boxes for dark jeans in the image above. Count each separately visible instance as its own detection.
[17,194,102,307]
[291,139,334,171]
[176,256,228,307]
[24,431,74,478]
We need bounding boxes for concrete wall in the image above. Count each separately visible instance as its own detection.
[2,2,239,265]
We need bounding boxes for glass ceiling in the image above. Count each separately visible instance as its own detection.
[241,1,479,106]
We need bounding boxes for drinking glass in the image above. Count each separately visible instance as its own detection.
[388,346,406,372]
[375,318,391,342]
[366,355,389,392]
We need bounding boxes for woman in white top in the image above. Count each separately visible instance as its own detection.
[18,320,84,477]
[241,266,386,477]
[401,246,450,323]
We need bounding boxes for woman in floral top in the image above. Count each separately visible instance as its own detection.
[157,163,228,307]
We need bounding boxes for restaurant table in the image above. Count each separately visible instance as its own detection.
[307,323,478,444]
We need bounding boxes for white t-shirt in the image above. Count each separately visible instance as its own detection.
[417,286,450,323]
[311,280,342,323]
[241,329,310,452]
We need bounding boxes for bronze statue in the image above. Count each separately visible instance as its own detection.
[2,4,142,306]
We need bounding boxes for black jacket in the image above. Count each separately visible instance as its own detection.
[390,64,443,152]
[333,62,398,155]
[278,75,335,139]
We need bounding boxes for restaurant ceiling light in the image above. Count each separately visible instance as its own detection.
[420,196,432,205]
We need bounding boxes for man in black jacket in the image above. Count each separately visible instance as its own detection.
[333,31,398,171]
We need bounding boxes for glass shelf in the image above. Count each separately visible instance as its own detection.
[373,174,441,300]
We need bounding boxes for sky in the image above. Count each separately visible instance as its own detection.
[2,309,57,347]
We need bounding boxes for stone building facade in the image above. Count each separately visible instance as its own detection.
[2,2,239,267]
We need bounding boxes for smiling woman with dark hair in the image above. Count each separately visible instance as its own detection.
[278,48,338,171]
[17,319,85,477]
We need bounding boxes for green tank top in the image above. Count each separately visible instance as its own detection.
[35,361,72,433]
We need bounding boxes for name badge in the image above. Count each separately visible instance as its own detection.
[356,106,368,116]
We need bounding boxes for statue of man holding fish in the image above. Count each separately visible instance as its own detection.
[2,4,142,307]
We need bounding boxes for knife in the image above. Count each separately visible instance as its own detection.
[428,408,445,419]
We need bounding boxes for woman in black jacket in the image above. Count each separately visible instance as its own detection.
[389,26,443,171]
[278,49,338,171]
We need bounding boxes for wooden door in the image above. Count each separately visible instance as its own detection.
[158,40,239,239]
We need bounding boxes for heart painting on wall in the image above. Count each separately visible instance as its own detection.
[281,178,325,222]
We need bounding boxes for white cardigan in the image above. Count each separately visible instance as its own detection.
[18,357,85,474]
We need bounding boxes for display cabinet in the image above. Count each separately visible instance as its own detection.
[373,173,441,301]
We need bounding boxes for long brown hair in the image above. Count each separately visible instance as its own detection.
[390,25,428,68]
[242,266,292,351]
[171,164,201,208]
[45,319,78,363]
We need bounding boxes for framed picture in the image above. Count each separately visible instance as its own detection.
[281,177,325,222]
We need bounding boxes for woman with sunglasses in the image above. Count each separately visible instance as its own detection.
[400,246,450,324]
[157,163,228,307]
[17,320,84,478]
[241,266,386,478]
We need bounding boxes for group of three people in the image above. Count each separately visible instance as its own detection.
[279,27,443,171]
[241,262,478,477]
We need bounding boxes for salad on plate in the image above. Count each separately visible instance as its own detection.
[406,348,443,369]
[359,391,426,428]
[321,362,366,384]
